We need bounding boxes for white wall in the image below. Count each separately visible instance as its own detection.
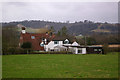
[82,48,86,54]
[22,30,26,34]
[75,48,78,54]
[45,39,83,54]
[45,41,63,51]
[75,48,86,54]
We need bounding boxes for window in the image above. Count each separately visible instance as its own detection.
[99,49,102,51]
[31,36,35,39]
[54,41,59,44]
[64,41,69,44]
[78,50,82,53]
[64,39,69,44]
[78,48,82,53]
[40,42,44,47]
[94,49,97,51]
[40,44,44,47]
[50,49,54,51]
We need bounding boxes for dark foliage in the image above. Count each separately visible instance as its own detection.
[3,51,73,55]
[2,20,119,54]
[2,25,20,55]
[21,42,32,49]
[2,20,119,35]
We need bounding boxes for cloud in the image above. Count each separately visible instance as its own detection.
[2,2,118,23]
[1,0,119,2]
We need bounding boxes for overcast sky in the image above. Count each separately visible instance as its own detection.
[2,2,118,23]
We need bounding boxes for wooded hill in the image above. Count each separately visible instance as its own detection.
[2,20,119,35]
[2,20,120,54]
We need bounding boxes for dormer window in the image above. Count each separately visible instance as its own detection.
[64,41,69,44]
[54,41,59,44]
[64,39,69,44]
[40,42,44,47]
[31,36,35,39]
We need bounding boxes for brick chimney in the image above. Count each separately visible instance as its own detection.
[46,32,48,35]
[22,27,26,34]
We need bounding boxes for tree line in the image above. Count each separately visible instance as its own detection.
[2,20,119,35]
[2,25,120,55]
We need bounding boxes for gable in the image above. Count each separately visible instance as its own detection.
[72,41,80,46]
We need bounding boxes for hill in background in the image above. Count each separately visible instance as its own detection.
[2,20,119,35]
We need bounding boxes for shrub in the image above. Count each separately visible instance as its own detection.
[29,51,73,54]
[103,44,109,54]
[21,42,32,54]
[108,47,120,52]
[8,48,16,54]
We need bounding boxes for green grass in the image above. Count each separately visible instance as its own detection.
[0,55,2,79]
[2,52,118,78]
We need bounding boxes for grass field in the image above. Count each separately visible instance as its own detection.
[2,53,118,78]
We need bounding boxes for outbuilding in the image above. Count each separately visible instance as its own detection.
[64,45,104,54]
[86,46,103,54]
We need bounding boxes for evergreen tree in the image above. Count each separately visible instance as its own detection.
[49,26,55,33]
[21,42,32,54]
[57,31,61,36]
[61,26,68,36]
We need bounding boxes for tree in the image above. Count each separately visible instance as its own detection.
[61,26,68,36]
[21,42,32,54]
[86,37,96,45]
[84,20,88,23]
[56,26,68,37]
[57,31,61,36]
[49,26,55,36]
[2,25,19,54]
[50,26,55,31]
[103,43,109,54]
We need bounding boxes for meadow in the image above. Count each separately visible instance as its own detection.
[2,53,118,78]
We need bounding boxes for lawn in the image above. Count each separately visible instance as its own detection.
[2,52,118,78]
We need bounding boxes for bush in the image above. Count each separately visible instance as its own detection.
[29,51,73,54]
[108,47,120,52]
[103,44,109,54]
[2,48,73,55]
[8,48,16,54]
[15,48,26,54]
[21,42,32,49]
[2,48,27,55]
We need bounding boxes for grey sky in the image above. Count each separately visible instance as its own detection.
[2,2,118,23]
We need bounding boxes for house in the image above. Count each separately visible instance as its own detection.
[19,27,103,54]
[44,36,76,52]
[19,27,55,51]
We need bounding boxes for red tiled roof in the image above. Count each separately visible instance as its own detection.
[20,32,55,51]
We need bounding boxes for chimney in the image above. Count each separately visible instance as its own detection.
[50,32,53,36]
[46,32,48,35]
[44,38,47,44]
[22,27,26,34]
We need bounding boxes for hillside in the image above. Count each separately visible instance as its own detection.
[17,24,49,33]
[2,20,119,35]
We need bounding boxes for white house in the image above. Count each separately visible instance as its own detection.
[20,27,103,54]
[44,39,70,51]
[44,38,87,54]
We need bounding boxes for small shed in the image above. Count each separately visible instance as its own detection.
[86,46,103,54]
[63,45,104,54]
[63,45,87,54]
